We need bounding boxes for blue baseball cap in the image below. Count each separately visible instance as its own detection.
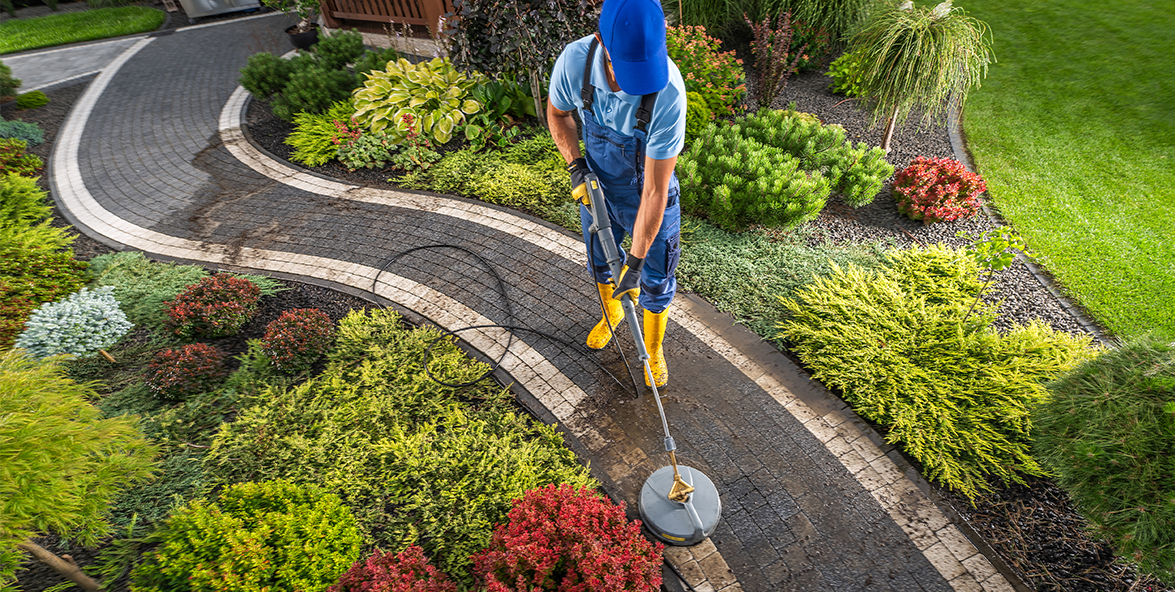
[598,0,669,95]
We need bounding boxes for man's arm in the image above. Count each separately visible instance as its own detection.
[547,103,582,164]
[630,155,676,258]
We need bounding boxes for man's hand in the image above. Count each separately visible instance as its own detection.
[568,158,591,205]
[613,252,643,302]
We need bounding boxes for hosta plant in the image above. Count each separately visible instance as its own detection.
[164,275,260,338]
[893,156,985,223]
[330,546,457,592]
[666,25,746,118]
[145,343,227,400]
[351,57,484,144]
[472,484,663,591]
[261,308,335,373]
[131,480,363,592]
[15,286,133,359]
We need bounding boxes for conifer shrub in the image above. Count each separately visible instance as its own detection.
[1033,338,1175,584]
[145,343,227,400]
[272,62,357,122]
[261,308,335,373]
[472,484,663,591]
[88,251,209,328]
[14,90,48,110]
[15,286,133,359]
[0,120,44,146]
[353,47,401,81]
[239,51,296,100]
[0,244,88,349]
[0,171,51,225]
[0,138,42,176]
[776,245,1096,498]
[684,91,712,145]
[893,156,986,223]
[130,480,363,592]
[204,308,597,586]
[312,28,365,71]
[330,546,457,592]
[1,350,156,586]
[286,100,356,167]
[0,62,18,99]
[678,108,892,231]
[164,274,261,338]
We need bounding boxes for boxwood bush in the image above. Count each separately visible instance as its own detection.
[777,245,1096,498]
[1033,338,1175,584]
[130,479,363,592]
[204,308,596,586]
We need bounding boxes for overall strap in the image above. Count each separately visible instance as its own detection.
[581,38,600,116]
[635,91,658,133]
[632,91,659,179]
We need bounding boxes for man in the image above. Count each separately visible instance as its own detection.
[547,0,687,388]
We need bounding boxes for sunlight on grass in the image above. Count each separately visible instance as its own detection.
[963,0,1175,341]
[0,6,165,54]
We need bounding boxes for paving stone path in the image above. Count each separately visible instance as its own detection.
[41,14,1019,592]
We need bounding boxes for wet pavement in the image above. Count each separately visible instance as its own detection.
[35,15,1018,592]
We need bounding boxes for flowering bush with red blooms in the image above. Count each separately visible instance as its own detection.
[330,546,457,592]
[472,484,663,592]
[145,343,227,399]
[165,275,260,338]
[893,156,987,224]
[260,308,335,373]
[666,25,746,118]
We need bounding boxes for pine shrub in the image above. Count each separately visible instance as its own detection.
[312,28,365,71]
[285,100,356,166]
[238,52,295,100]
[330,546,457,592]
[145,343,227,400]
[15,286,133,359]
[893,156,986,223]
[472,484,663,591]
[164,274,260,338]
[1,350,156,584]
[272,63,357,122]
[0,62,18,99]
[130,480,363,592]
[204,308,597,586]
[0,120,44,146]
[14,90,48,110]
[354,47,401,81]
[1033,338,1175,584]
[776,246,1097,498]
[260,308,335,373]
[0,138,42,177]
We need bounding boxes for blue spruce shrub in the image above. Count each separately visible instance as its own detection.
[15,286,133,359]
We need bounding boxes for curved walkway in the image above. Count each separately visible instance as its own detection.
[47,16,1015,592]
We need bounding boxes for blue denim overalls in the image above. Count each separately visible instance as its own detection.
[577,38,682,314]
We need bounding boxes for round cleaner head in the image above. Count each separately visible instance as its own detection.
[639,465,721,546]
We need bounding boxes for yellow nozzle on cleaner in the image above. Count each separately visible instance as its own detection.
[580,170,721,546]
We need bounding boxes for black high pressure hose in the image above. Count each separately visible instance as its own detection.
[370,241,640,396]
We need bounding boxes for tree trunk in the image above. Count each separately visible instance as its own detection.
[18,541,100,592]
[880,104,900,153]
[529,68,546,129]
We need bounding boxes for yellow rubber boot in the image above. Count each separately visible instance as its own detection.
[587,282,624,349]
[643,307,670,388]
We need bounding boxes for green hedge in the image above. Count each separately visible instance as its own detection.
[777,245,1096,498]
[204,308,596,586]
[1034,338,1175,584]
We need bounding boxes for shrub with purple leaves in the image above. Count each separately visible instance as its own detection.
[164,275,260,338]
[260,308,335,373]
[145,343,227,400]
[329,546,457,592]
[15,286,133,359]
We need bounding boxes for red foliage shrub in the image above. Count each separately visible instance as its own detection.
[893,156,986,224]
[145,343,227,399]
[329,546,457,592]
[472,484,663,592]
[165,275,260,338]
[260,308,335,373]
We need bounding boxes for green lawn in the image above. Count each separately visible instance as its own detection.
[0,6,165,54]
[963,0,1175,340]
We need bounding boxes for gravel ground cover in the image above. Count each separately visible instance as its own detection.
[4,68,1166,590]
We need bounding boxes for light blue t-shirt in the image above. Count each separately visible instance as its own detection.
[549,35,687,160]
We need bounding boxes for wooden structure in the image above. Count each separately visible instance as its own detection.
[318,0,454,32]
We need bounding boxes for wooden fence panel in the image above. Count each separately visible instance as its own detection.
[319,0,452,28]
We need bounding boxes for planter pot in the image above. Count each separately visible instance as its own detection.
[286,24,319,50]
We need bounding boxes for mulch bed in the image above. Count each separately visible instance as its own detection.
[6,63,1170,592]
